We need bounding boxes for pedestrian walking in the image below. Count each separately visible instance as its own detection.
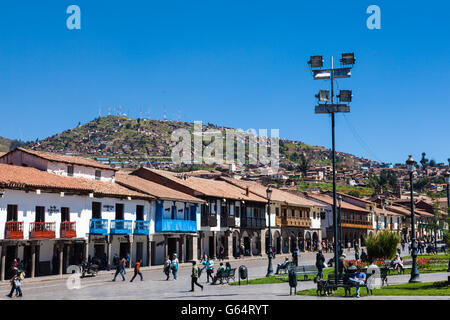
[164,256,171,280]
[292,248,299,266]
[171,253,179,280]
[6,266,22,298]
[121,257,127,275]
[126,252,130,268]
[112,257,126,281]
[189,261,203,292]
[219,244,225,261]
[130,259,143,282]
[315,249,326,280]
[205,257,214,283]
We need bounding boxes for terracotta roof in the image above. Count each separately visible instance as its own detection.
[220,176,325,208]
[386,205,433,217]
[374,206,401,216]
[142,169,267,202]
[0,164,93,193]
[76,178,153,200]
[115,172,204,203]
[4,148,116,171]
[306,192,370,213]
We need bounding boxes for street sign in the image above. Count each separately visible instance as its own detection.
[315,104,350,113]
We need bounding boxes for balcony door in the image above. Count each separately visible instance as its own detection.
[136,205,144,221]
[92,202,102,219]
[35,206,45,222]
[61,207,70,222]
[7,204,18,221]
[115,203,124,220]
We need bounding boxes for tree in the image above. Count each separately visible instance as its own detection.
[298,153,310,177]
[420,152,429,169]
[365,230,401,260]
[429,159,437,167]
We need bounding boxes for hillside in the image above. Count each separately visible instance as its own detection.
[25,115,377,170]
[0,136,27,153]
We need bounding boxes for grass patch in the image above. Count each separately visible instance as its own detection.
[401,254,449,260]
[297,281,450,296]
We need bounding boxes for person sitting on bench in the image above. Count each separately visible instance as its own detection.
[275,258,291,274]
[211,263,226,284]
[348,267,366,298]
[392,254,404,273]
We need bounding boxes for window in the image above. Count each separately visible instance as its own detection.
[35,206,45,222]
[235,206,240,218]
[275,207,280,216]
[7,205,18,221]
[61,207,70,222]
[136,205,144,221]
[67,165,74,177]
[95,170,101,180]
[92,202,102,219]
[115,203,124,220]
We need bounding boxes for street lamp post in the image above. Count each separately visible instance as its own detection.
[308,53,355,286]
[406,155,420,283]
[444,171,450,272]
[266,186,274,277]
[338,195,343,255]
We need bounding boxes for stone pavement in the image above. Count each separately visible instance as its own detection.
[0,248,448,300]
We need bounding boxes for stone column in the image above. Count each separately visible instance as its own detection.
[146,236,151,267]
[164,235,168,259]
[84,241,89,262]
[260,230,266,257]
[179,235,185,262]
[249,236,253,256]
[129,237,134,268]
[226,231,233,259]
[191,235,198,261]
[65,244,70,272]
[1,246,5,281]
[31,245,36,278]
[106,237,112,268]
[212,231,217,259]
[59,244,63,275]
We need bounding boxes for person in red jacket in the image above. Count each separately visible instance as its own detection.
[130,259,143,282]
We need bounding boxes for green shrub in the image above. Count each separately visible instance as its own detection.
[365,230,400,260]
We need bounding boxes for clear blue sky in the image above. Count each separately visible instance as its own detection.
[1,1,449,164]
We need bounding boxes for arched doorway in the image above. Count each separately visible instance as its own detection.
[298,231,305,252]
[312,232,319,251]
[305,231,311,251]
[274,231,281,254]
[232,230,240,258]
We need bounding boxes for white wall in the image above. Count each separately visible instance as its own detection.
[47,162,115,182]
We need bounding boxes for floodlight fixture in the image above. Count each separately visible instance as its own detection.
[308,55,323,68]
[316,90,330,102]
[333,67,351,78]
[313,69,331,80]
[340,52,356,65]
[337,90,352,102]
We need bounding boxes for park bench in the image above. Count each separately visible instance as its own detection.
[278,261,293,274]
[216,268,236,284]
[288,265,318,280]
[323,272,373,296]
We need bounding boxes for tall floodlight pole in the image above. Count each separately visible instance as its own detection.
[308,53,355,286]
[406,155,420,283]
[444,171,450,272]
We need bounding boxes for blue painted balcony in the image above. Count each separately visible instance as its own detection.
[89,219,108,235]
[110,220,133,235]
[155,201,198,233]
[155,218,197,233]
[134,220,150,235]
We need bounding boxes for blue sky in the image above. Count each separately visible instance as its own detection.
[1,1,449,164]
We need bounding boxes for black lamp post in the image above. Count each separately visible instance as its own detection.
[406,155,420,283]
[444,171,450,272]
[266,186,274,277]
[338,195,343,255]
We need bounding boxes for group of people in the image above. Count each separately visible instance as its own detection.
[111,253,143,282]
[163,254,179,280]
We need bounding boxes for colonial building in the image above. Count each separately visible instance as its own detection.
[220,177,326,254]
[129,168,268,260]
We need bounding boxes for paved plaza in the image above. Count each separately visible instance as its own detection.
[0,249,448,300]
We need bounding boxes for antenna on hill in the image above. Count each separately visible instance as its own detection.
[163,104,167,121]
[108,106,111,116]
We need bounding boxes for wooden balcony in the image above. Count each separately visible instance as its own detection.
[30,222,56,239]
[220,216,236,227]
[60,221,76,238]
[5,221,24,239]
[275,216,311,228]
[341,218,372,229]
[240,217,266,229]
[201,214,217,227]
